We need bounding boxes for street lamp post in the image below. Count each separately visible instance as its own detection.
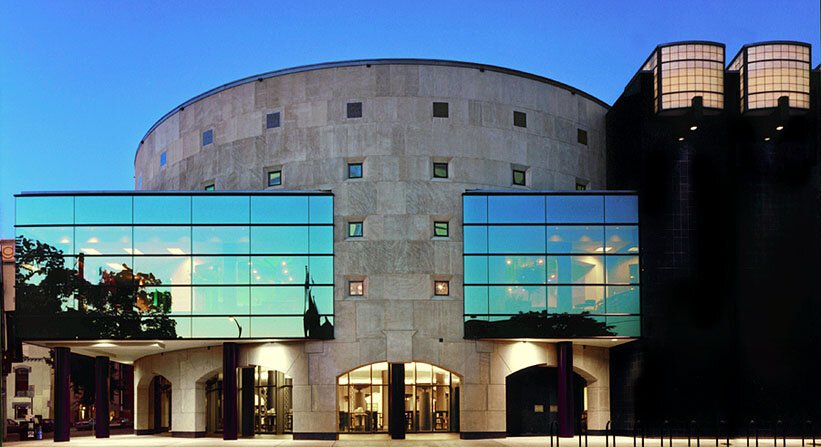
[227,316,242,338]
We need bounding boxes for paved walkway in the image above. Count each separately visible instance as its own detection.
[2,433,820,447]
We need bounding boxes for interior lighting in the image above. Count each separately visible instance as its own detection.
[81,248,101,255]
[86,237,99,243]
[106,263,125,271]
[59,238,71,244]
[167,247,186,255]
[92,342,117,348]
[123,248,143,255]
[594,246,614,253]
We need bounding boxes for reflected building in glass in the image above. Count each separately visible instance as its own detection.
[3,46,819,442]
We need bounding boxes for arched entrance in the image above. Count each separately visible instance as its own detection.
[506,365,587,436]
[204,367,293,435]
[337,362,460,434]
[147,376,171,433]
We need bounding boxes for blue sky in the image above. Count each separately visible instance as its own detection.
[0,0,818,238]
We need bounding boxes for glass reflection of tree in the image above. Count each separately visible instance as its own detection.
[464,311,615,339]
[15,236,177,339]
[303,266,332,339]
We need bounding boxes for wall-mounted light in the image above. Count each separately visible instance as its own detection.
[689,125,698,131]
[764,137,771,142]
[677,137,685,142]
[776,125,784,131]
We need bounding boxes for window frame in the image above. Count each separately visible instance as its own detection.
[267,170,282,187]
[434,280,450,296]
[346,102,363,119]
[202,129,214,146]
[433,221,449,238]
[512,169,527,186]
[513,111,527,128]
[266,112,281,129]
[432,102,449,118]
[577,128,588,145]
[347,162,363,179]
[347,221,364,238]
[348,280,365,296]
[433,162,449,179]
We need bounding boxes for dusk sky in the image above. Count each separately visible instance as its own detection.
[0,0,818,238]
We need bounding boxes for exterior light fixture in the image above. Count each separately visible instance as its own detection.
[764,137,771,142]
[776,125,784,131]
[228,316,242,338]
[689,125,698,131]
[677,137,685,142]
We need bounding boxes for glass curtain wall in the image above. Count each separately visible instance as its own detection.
[642,42,725,112]
[14,192,334,340]
[337,362,461,433]
[728,42,811,111]
[463,192,640,339]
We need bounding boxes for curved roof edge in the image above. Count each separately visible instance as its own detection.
[135,58,610,162]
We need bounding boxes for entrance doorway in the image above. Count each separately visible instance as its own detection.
[148,376,171,433]
[506,365,587,436]
[205,368,293,435]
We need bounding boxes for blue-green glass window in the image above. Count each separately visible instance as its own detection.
[140,286,191,315]
[489,286,546,314]
[249,317,305,338]
[192,196,249,224]
[193,226,250,254]
[251,196,308,224]
[488,256,546,284]
[251,286,304,315]
[310,286,334,314]
[75,196,132,225]
[81,256,133,284]
[546,195,603,223]
[192,256,250,285]
[134,196,191,224]
[347,222,363,238]
[605,286,640,314]
[250,226,308,254]
[463,227,488,254]
[348,163,363,179]
[192,286,250,315]
[309,226,334,254]
[605,226,639,254]
[463,256,488,284]
[547,256,604,284]
[192,316,249,338]
[488,226,545,254]
[17,227,74,254]
[605,255,640,284]
[170,317,191,338]
[464,286,489,315]
[548,286,604,313]
[546,226,604,254]
[434,221,449,238]
[267,170,282,187]
[463,196,487,224]
[309,196,333,224]
[133,226,191,255]
[488,196,544,223]
[308,256,334,284]
[606,316,640,337]
[202,129,214,146]
[605,196,639,223]
[250,256,306,285]
[75,227,132,255]
[134,256,191,285]
[16,196,74,225]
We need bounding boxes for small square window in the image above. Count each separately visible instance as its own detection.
[266,112,281,129]
[268,170,282,187]
[577,128,588,145]
[348,222,363,238]
[347,102,362,118]
[576,182,588,191]
[348,163,363,179]
[514,111,527,128]
[202,129,214,146]
[434,280,449,296]
[434,221,449,238]
[349,280,364,296]
[433,162,449,179]
[513,169,526,186]
[159,151,167,167]
[433,102,449,118]
[204,184,215,191]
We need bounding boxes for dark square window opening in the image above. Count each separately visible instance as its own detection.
[347,102,363,118]
[577,128,588,145]
[434,221,449,238]
[434,280,450,296]
[349,280,364,296]
[348,222,364,238]
[433,102,449,118]
[348,163,363,179]
[204,184,215,191]
[433,162,449,179]
[268,170,282,187]
[576,182,588,191]
[513,169,526,186]
[266,112,281,129]
[202,129,214,146]
[514,111,527,128]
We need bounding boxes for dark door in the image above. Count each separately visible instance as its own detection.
[506,366,586,436]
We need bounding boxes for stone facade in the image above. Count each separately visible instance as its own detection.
[132,60,611,437]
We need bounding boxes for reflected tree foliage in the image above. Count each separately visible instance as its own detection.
[15,236,178,339]
[303,266,333,339]
[464,311,615,339]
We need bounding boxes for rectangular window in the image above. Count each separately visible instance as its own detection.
[433,162,449,179]
[267,170,282,187]
[348,163,363,179]
[204,184,215,191]
[348,222,363,238]
[160,151,167,167]
[434,221,449,238]
[577,128,588,145]
[434,280,450,296]
[14,369,29,396]
[514,111,527,128]
[575,182,588,191]
[512,169,526,186]
[202,129,214,146]
[349,280,364,296]
[347,102,362,118]
[433,102,449,118]
[266,112,281,129]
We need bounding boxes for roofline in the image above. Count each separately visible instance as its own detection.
[134,58,610,162]
[728,40,812,69]
[15,190,333,197]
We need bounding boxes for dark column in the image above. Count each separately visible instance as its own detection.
[94,356,110,438]
[240,367,255,437]
[53,347,71,442]
[222,343,238,440]
[557,341,574,437]
[152,378,162,432]
[388,363,406,439]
